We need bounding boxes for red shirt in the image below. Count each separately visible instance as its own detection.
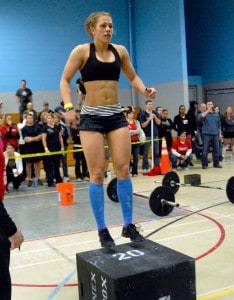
[172,138,192,155]
[128,121,139,142]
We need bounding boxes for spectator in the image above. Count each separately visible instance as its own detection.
[0,149,24,299]
[170,131,193,170]
[15,80,33,119]
[22,114,43,186]
[23,102,38,123]
[214,105,223,162]
[139,99,161,174]
[158,109,173,152]
[70,111,89,182]
[17,113,27,180]
[4,143,24,192]
[54,112,70,182]
[38,102,54,122]
[221,105,234,160]
[126,106,141,177]
[42,113,63,187]
[173,104,195,138]
[198,100,222,169]
[0,115,20,151]
[76,77,86,111]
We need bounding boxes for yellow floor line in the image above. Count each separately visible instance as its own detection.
[198,287,234,299]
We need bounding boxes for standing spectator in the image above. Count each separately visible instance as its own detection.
[173,105,194,138]
[70,111,89,182]
[170,131,193,170]
[159,109,173,152]
[76,77,86,111]
[17,113,27,180]
[139,99,161,174]
[155,106,163,156]
[22,114,43,186]
[126,106,141,176]
[221,106,234,160]
[15,80,33,119]
[4,143,24,192]
[0,149,24,299]
[54,112,70,182]
[23,102,38,123]
[198,100,222,169]
[0,115,20,151]
[38,102,54,122]
[42,113,63,187]
[214,105,223,161]
[187,101,198,134]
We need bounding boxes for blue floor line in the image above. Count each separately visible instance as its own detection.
[47,268,77,300]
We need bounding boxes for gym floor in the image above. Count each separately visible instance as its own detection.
[5,154,234,300]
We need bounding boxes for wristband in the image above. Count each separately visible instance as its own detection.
[64,103,74,110]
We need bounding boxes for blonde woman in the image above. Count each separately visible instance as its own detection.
[60,12,157,248]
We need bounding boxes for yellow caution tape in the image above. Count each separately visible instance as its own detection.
[9,138,161,159]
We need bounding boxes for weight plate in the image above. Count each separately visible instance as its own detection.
[226,176,234,203]
[162,171,180,194]
[107,177,119,202]
[149,186,175,216]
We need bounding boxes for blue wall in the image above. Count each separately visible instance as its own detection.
[0,0,131,92]
[134,0,187,84]
[0,0,188,94]
[185,0,234,84]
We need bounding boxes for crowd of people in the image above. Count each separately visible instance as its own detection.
[0,81,233,194]
[125,100,234,173]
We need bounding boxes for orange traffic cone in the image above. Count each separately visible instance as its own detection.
[160,137,171,174]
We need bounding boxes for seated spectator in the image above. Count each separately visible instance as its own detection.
[170,131,193,170]
[4,143,24,192]
[38,101,54,122]
[0,115,20,151]
[23,102,38,123]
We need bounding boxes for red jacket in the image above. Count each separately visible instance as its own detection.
[0,124,20,150]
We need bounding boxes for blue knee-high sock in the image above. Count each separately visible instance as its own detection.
[89,183,106,231]
[117,178,133,227]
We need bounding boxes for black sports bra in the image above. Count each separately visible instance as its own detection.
[80,43,121,82]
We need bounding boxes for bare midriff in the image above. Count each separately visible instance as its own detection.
[84,80,119,106]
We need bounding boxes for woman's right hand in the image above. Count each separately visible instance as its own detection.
[64,109,77,127]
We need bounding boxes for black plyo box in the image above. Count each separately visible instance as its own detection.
[76,239,196,300]
[184,174,201,186]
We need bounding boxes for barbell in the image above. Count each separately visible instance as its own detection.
[106,172,234,217]
[160,171,234,203]
[106,177,180,216]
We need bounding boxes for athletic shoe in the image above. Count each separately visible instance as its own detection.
[122,224,145,242]
[98,228,115,248]
[63,176,70,182]
[27,180,33,187]
[77,178,82,182]
[38,179,43,186]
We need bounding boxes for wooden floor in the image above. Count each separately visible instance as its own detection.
[5,154,234,300]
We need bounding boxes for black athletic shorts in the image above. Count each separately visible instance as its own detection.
[79,113,128,134]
